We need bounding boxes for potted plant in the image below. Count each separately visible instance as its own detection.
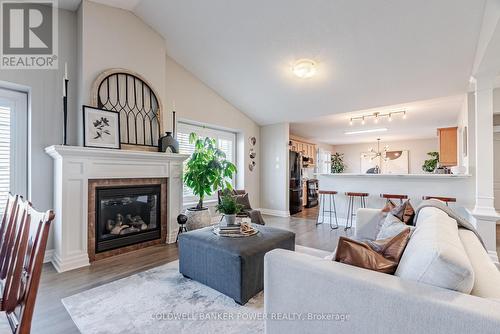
[216,191,243,226]
[331,152,347,173]
[183,133,237,229]
[422,151,439,173]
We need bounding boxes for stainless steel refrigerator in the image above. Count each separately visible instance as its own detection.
[289,151,303,215]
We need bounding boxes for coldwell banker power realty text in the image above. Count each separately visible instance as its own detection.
[1,0,58,69]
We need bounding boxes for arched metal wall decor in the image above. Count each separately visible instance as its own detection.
[91,69,163,151]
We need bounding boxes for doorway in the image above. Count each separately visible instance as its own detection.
[0,87,28,211]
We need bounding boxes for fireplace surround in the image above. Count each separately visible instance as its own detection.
[46,145,189,273]
[88,178,167,261]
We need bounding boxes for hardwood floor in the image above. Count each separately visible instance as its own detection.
[25,214,500,333]
[30,213,346,334]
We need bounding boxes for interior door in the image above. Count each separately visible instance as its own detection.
[0,87,28,210]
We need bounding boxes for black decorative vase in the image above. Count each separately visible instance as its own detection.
[158,131,179,153]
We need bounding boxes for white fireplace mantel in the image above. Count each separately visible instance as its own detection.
[45,145,189,273]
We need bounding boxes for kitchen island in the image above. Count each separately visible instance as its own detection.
[316,173,474,226]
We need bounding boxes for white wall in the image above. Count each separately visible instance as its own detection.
[260,123,289,215]
[0,9,78,250]
[164,56,260,207]
[332,138,438,174]
[457,93,471,173]
[78,0,167,143]
[78,0,260,209]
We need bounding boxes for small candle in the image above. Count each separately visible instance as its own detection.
[64,62,68,80]
[173,100,176,111]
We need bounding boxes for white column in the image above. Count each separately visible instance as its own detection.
[471,74,499,262]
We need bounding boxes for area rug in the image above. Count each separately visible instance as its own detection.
[62,261,264,334]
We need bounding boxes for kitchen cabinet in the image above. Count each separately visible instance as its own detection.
[289,137,317,166]
[437,127,458,166]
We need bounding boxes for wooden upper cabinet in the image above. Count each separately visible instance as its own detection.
[289,136,317,165]
[438,127,458,166]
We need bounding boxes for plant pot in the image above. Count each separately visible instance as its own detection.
[185,207,211,231]
[223,214,237,226]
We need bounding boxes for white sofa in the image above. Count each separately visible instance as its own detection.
[264,207,500,334]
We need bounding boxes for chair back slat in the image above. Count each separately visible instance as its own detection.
[5,207,54,334]
[0,194,20,277]
[3,198,31,311]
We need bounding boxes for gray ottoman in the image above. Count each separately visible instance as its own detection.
[178,225,295,304]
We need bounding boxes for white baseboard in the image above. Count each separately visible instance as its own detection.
[43,249,54,263]
[259,208,290,217]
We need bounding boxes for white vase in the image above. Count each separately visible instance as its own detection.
[185,208,212,230]
[224,214,236,226]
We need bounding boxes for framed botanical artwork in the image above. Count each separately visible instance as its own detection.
[83,105,121,149]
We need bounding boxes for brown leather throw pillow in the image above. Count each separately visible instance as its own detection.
[381,200,396,213]
[334,228,412,274]
[390,200,415,225]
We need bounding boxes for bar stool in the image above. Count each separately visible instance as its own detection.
[422,196,456,206]
[316,190,339,229]
[345,192,369,230]
[380,193,408,204]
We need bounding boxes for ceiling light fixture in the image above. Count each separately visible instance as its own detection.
[292,59,317,79]
[344,128,388,135]
[362,138,389,161]
[349,110,406,125]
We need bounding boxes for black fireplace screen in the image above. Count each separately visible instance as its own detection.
[95,185,161,253]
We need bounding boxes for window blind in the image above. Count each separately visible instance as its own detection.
[0,107,10,213]
[177,122,236,202]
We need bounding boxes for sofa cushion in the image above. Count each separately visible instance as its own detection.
[390,200,415,225]
[377,214,409,240]
[334,228,411,274]
[395,209,475,293]
[458,229,500,299]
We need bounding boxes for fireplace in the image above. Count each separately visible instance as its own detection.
[88,178,168,261]
[95,185,161,253]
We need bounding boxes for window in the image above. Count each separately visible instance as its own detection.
[177,121,236,203]
[0,88,28,212]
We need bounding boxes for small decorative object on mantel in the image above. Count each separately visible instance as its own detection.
[248,136,256,172]
[158,110,179,153]
[83,105,121,149]
[62,62,69,145]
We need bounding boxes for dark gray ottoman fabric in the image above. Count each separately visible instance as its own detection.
[178,226,295,304]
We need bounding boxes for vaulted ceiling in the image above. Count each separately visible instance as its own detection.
[88,0,487,128]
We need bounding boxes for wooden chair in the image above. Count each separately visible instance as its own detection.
[0,194,21,278]
[3,206,54,334]
[0,195,27,312]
